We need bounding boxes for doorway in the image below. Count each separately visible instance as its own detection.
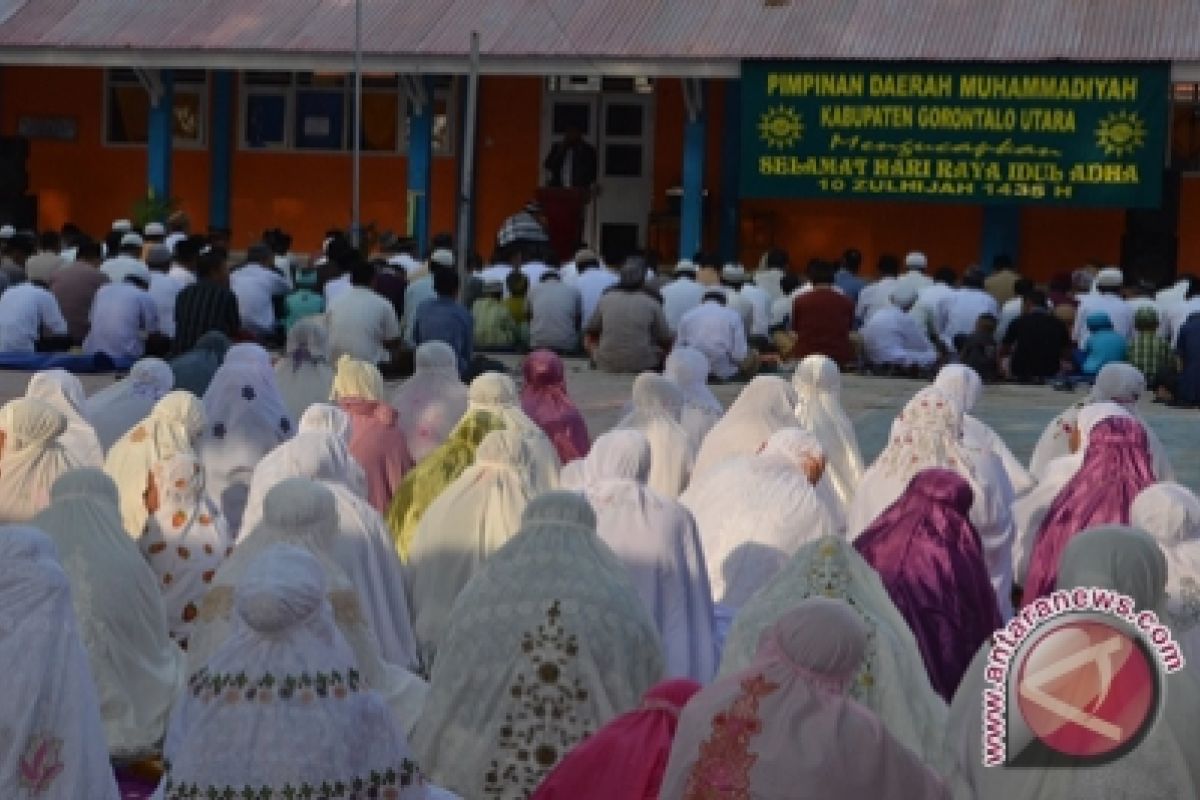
[541,78,656,261]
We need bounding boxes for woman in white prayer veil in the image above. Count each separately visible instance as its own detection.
[25,368,104,466]
[720,534,953,776]
[30,469,185,759]
[1012,402,1131,584]
[465,372,560,491]
[691,375,798,478]
[934,364,1033,495]
[0,399,84,522]
[190,478,429,735]
[273,316,334,423]
[0,526,120,799]
[1132,483,1200,663]
[663,346,724,449]
[793,354,864,508]
[1028,362,1173,482]
[580,429,717,682]
[615,372,695,498]
[238,426,418,671]
[105,390,205,537]
[84,357,175,451]
[681,428,839,641]
[156,544,433,800]
[413,491,664,799]
[394,341,470,464]
[408,428,543,673]
[240,403,368,520]
[201,343,294,533]
[948,526,1200,800]
[848,386,1016,619]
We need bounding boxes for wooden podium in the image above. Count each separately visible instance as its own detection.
[536,186,586,262]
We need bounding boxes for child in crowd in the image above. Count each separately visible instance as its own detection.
[471,280,519,350]
[1080,311,1128,379]
[504,270,531,349]
[1128,306,1172,386]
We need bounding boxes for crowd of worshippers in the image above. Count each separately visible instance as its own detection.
[7,210,1200,405]
[1,309,1198,799]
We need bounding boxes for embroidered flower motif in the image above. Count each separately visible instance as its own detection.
[182,603,198,623]
[147,541,167,555]
[162,573,173,586]
[201,569,215,584]
[212,423,226,439]
[129,426,148,443]
[199,514,212,526]
[177,546,190,559]
[18,734,63,793]
[171,511,187,529]
[241,385,256,401]
[682,674,778,799]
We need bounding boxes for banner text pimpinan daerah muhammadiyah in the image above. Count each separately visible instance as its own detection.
[740,62,1168,206]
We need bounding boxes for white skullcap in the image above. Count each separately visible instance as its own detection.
[0,225,14,239]
[430,248,455,268]
[111,219,133,233]
[904,251,928,270]
[120,232,144,249]
[143,221,166,237]
[674,259,697,274]
[890,284,919,308]
[1096,267,1124,288]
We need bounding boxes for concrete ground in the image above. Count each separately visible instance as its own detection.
[7,357,1198,486]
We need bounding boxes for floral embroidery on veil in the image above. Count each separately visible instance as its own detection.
[681,674,779,800]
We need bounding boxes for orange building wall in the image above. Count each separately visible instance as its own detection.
[471,76,545,259]
[1179,177,1200,270]
[1,66,1189,280]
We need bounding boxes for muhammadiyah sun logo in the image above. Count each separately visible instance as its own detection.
[758,105,804,150]
[1095,111,1147,157]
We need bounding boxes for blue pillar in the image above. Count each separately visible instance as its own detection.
[718,78,741,262]
[979,205,1020,273]
[147,69,174,204]
[679,80,706,260]
[407,76,434,257]
[208,70,234,230]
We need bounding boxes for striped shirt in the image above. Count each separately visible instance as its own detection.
[173,279,240,354]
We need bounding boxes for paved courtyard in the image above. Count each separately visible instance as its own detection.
[5,358,1197,487]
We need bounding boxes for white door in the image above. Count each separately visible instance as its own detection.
[541,87,655,260]
[594,94,655,260]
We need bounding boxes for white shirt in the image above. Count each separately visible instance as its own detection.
[520,261,550,287]
[148,272,184,337]
[328,285,401,364]
[861,306,938,367]
[402,275,436,344]
[737,283,772,338]
[99,255,147,286]
[577,268,619,325]
[478,264,513,290]
[855,276,897,324]
[723,287,754,335]
[84,282,158,358]
[661,277,706,331]
[0,283,67,352]
[322,274,352,306]
[675,300,749,380]
[1073,292,1132,347]
[892,270,933,298]
[910,281,955,334]
[167,264,196,287]
[939,287,999,345]
[231,262,290,332]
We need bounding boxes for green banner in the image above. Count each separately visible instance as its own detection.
[740,61,1169,207]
